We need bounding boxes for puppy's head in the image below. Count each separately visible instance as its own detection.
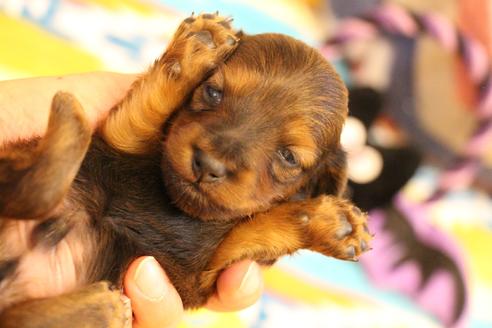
[162,33,348,221]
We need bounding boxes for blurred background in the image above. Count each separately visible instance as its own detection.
[1,0,491,327]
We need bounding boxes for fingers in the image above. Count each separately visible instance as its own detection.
[124,256,263,328]
[124,256,184,328]
[205,260,264,311]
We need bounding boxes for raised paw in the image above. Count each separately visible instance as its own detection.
[161,12,239,82]
[302,196,372,261]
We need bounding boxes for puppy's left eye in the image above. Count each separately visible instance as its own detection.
[278,148,299,167]
[204,85,222,106]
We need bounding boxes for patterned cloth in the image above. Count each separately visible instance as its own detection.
[1,1,491,327]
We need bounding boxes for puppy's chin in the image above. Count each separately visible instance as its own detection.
[160,156,266,221]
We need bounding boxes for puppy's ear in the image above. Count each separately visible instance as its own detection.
[292,148,348,200]
[311,148,348,197]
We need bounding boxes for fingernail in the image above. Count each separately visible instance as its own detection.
[134,257,167,301]
[239,262,261,296]
[120,295,133,328]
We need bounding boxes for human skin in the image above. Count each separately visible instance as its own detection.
[0,72,263,328]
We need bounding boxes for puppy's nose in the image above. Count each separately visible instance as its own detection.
[192,148,226,183]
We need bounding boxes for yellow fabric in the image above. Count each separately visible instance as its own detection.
[80,0,156,14]
[0,14,102,77]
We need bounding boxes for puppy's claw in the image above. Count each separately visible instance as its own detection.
[235,29,244,38]
[222,17,234,25]
[184,16,196,24]
[360,239,369,252]
[352,206,362,216]
[219,21,230,29]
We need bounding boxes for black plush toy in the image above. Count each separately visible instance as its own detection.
[344,86,468,327]
[343,87,421,211]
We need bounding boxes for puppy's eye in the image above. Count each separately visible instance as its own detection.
[204,85,222,106]
[278,148,299,167]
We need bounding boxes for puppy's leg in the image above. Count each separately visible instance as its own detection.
[0,282,131,328]
[101,13,239,154]
[200,196,372,291]
[0,92,91,219]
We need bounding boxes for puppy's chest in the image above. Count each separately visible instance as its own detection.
[74,137,234,277]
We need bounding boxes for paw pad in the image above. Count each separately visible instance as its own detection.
[167,12,239,82]
[346,245,356,259]
[335,214,353,239]
[192,30,216,48]
[307,197,373,262]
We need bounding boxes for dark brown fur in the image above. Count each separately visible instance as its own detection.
[0,14,371,327]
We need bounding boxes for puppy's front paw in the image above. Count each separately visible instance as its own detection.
[163,12,239,81]
[301,196,372,261]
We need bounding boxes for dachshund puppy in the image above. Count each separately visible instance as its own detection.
[0,14,371,327]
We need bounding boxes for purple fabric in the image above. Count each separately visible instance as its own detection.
[438,161,480,191]
[360,196,469,327]
[478,80,492,118]
[462,37,489,83]
[466,121,492,156]
[371,3,417,37]
[420,13,458,51]
[326,4,492,199]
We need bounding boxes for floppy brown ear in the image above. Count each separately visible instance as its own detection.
[312,148,348,197]
[292,148,347,200]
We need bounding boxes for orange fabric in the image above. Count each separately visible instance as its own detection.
[458,0,491,53]
[454,0,491,110]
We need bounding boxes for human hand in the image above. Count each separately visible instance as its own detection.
[0,72,136,145]
[0,73,264,327]
[124,257,263,328]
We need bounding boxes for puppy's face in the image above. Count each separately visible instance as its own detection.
[162,33,348,221]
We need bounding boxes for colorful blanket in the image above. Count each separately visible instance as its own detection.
[1,1,491,327]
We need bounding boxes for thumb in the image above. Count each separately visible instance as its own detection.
[124,256,184,328]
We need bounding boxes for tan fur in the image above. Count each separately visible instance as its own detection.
[0,13,372,326]
[101,15,239,154]
[0,92,91,219]
[200,195,371,290]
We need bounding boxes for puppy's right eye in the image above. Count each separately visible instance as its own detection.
[278,148,299,167]
[204,85,223,106]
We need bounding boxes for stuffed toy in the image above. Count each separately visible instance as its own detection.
[342,86,467,327]
[326,3,492,326]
